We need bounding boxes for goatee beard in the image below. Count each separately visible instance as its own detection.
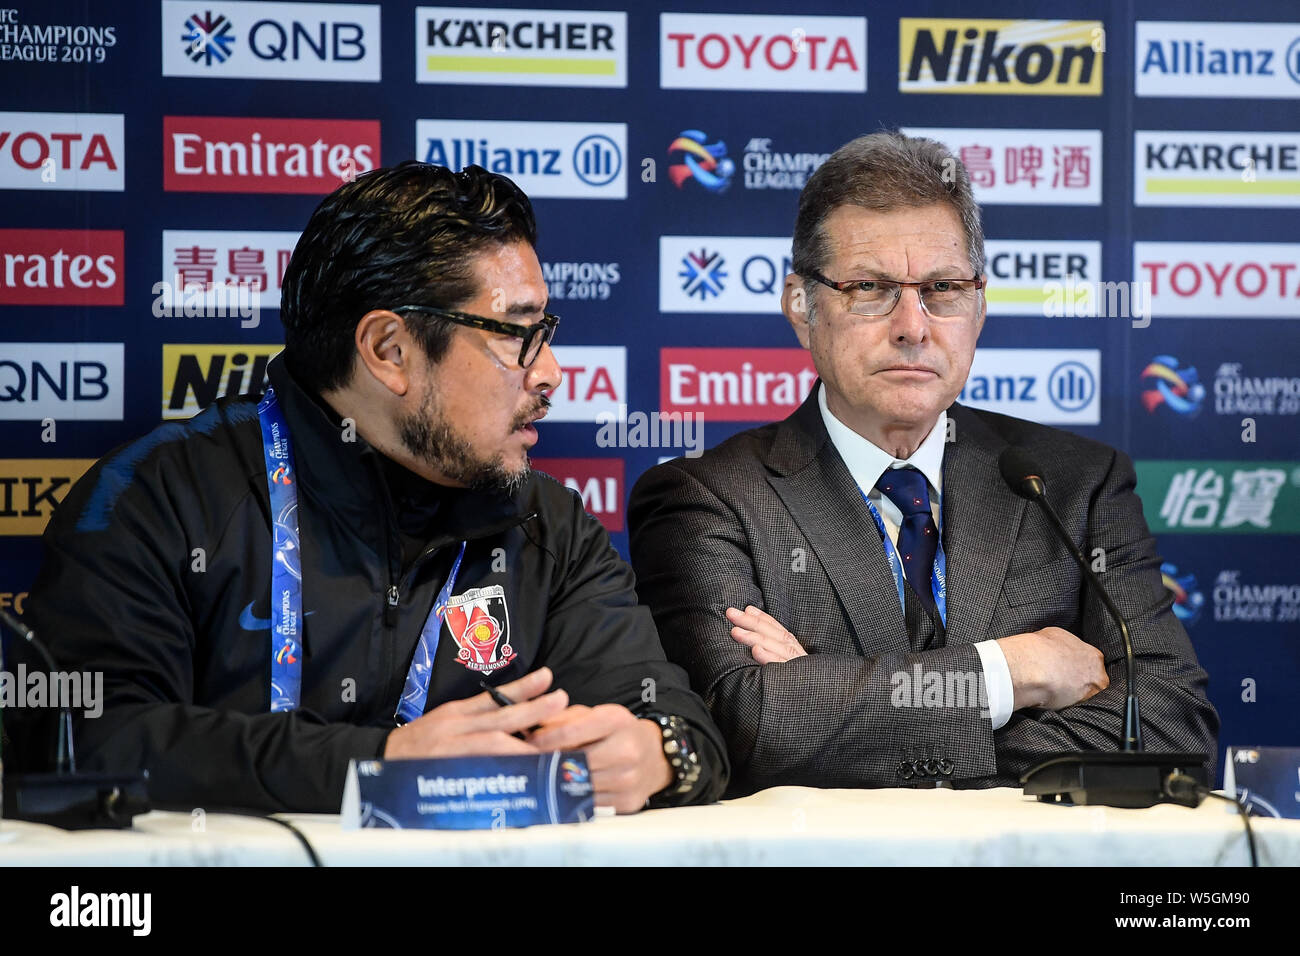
[397,387,534,497]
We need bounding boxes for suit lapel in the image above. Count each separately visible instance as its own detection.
[940,404,1026,647]
[764,387,909,656]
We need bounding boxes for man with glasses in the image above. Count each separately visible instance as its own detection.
[14,162,727,813]
[628,132,1217,796]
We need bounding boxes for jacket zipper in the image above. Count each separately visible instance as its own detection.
[396,510,537,599]
[385,584,399,626]
[369,455,403,628]
[382,505,400,627]
[379,480,536,628]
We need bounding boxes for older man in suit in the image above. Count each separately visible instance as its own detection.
[628,131,1218,797]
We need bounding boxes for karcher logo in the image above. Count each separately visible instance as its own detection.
[161,344,281,420]
[417,8,626,88]
[0,459,95,535]
[900,19,1103,95]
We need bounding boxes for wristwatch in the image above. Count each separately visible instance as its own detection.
[642,712,704,808]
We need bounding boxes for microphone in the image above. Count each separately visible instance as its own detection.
[996,446,1208,808]
[1,607,150,829]
[999,446,1141,750]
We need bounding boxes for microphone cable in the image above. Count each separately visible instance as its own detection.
[216,809,323,867]
[1165,772,1257,867]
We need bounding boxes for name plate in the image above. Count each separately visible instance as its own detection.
[340,751,595,830]
[1223,746,1300,819]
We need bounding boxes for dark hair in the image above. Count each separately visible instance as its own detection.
[280,161,538,393]
[792,131,984,309]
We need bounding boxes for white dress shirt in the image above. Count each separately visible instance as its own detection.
[817,384,1014,730]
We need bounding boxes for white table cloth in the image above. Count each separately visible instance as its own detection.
[2,786,1295,866]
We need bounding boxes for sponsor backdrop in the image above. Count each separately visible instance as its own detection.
[3,0,1298,779]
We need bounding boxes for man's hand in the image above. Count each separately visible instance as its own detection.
[526,704,674,813]
[997,627,1109,711]
[725,604,808,664]
[383,667,568,759]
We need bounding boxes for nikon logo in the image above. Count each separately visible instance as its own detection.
[0,459,95,535]
[900,19,1103,95]
[161,344,281,420]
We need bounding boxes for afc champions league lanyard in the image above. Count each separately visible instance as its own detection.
[257,387,467,722]
[859,485,949,627]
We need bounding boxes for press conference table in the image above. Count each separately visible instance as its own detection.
[2,786,1296,866]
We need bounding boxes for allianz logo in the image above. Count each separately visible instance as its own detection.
[960,358,1097,413]
[422,135,621,186]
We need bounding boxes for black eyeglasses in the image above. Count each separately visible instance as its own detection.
[392,306,560,368]
[804,271,985,318]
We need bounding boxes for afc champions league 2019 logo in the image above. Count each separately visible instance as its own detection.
[1140,355,1206,417]
[668,129,734,193]
[561,759,588,784]
[270,497,303,691]
[1161,561,1205,626]
[442,585,516,674]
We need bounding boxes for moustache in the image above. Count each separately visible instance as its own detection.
[511,395,551,431]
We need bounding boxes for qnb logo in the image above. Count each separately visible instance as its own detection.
[164,1,380,81]
[183,11,235,64]
[0,344,124,421]
[679,248,727,300]
[658,236,791,313]
[1161,562,1204,626]
[668,129,734,192]
[1141,355,1205,416]
[573,134,619,186]
[246,17,369,64]
[1048,360,1096,413]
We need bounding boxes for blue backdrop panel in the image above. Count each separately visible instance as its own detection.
[3,0,1298,783]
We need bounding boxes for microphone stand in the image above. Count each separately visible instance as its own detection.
[999,450,1209,808]
[1,608,150,829]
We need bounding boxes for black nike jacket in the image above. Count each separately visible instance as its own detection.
[11,355,728,813]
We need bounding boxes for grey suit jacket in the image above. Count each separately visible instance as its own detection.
[628,385,1219,797]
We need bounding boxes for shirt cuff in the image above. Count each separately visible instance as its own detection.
[974,640,1014,730]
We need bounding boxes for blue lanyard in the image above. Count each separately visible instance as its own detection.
[257,387,466,719]
[859,488,948,627]
[394,539,466,725]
